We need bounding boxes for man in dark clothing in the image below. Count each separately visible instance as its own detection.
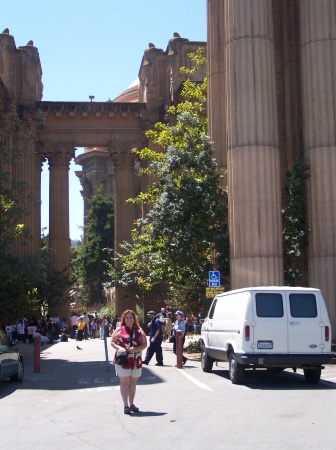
[143,311,163,366]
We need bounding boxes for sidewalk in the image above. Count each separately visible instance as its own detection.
[14,336,195,380]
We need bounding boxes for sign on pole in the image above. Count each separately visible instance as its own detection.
[209,271,220,287]
[206,287,224,298]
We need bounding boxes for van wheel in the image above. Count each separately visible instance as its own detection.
[201,344,213,373]
[303,368,321,383]
[229,353,244,384]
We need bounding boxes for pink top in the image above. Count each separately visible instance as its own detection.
[115,326,143,369]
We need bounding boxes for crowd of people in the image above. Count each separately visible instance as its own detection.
[0,307,203,347]
[0,311,121,346]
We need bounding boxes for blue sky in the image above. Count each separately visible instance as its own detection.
[1,0,207,240]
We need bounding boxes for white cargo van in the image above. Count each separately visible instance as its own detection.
[200,286,332,384]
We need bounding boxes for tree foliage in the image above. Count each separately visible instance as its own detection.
[282,158,310,285]
[75,187,115,306]
[108,49,229,314]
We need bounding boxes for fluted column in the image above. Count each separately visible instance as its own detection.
[11,140,43,257]
[300,0,336,335]
[110,146,137,314]
[207,0,227,172]
[78,176,92,245]
[47,144,75,320]
[224,0,283,287]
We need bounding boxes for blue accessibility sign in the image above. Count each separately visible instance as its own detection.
[209,271,220,287]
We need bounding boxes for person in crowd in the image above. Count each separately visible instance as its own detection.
[156,307,167,341]
[46,317,54,344]
[171,311,187,365]
[77,318,85,341]
[33,328,42,344]
[71,313,78,339]
[165,312,172,342]
[17,319,26,343]
[143,311,164,366]
[5,322,13,343]
[11,322,17,342]
[99,316,107,339]
[27,322,37,344]
[81,312,89,340]
[186,316,194,339]
[90,318,98,338]
[112,314,120,331]
[110,309,147,414]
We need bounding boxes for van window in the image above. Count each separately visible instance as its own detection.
[289,293,317,318]
[208,299,218,319]
[256,293,284,317]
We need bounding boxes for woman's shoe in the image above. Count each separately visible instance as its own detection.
[124,406,131,414]
[130,404,139,413]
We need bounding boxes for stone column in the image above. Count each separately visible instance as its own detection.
[77,175,92,245]
[47,144,75,320]
[11,140,43,257]
[300,0,336,334]
[207,0,227,172]
[110,146,137,314]
[223,0,283,287]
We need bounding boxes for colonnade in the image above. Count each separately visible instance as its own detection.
[207,0,336,335]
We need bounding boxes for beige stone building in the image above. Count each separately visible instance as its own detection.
[207,0,336,337]
[2,0,336,338]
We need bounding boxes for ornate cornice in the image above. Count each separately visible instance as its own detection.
[36,101,147,113]
[38,141,76,157]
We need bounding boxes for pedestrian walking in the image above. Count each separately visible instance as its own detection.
[143,311,164,366]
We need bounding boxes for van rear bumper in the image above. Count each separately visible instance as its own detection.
[236,353,333,367]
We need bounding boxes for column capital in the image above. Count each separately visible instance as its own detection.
[38,141,76,158]
[109,144,141,169]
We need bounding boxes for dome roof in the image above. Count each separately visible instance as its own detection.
[113,78,139,102]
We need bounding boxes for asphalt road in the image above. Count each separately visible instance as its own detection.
[1,337,336,449]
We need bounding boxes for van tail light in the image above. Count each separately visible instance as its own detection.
[245,325,250,341]
[325,326,330,341]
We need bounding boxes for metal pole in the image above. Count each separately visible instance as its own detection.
[176,330,183,368]
[103,329,109,371]
[33,336,41,373]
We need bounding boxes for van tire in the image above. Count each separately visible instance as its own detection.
[303,368,321,383]
[229,353,244,384]
[201,344,213,373]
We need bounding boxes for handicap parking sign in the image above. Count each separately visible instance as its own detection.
[209,271,220,287]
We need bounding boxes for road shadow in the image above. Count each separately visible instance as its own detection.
[211,368,336,390]
[127,411,167,417]
[0,357,167,399]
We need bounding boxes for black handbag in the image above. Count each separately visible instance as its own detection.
[115,351,129,365]
[115,327,133,365]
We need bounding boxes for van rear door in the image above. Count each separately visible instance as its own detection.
[286,291,323,354]
[252,292,288,354]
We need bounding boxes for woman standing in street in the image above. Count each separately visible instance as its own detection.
[110,310,147,414]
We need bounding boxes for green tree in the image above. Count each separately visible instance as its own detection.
[282,158,310,285]
[109,49,229,314]
[80,187,115,306]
